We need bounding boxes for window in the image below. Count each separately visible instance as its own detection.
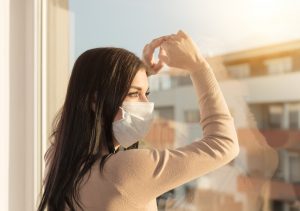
[289,103,300,129]
[227,64,250,79]
[273,150,285,181]
[48,1,300,211]
[268,105,283,129]
[154,106,175,120]
[184,109,200,123]
[264,57,293,75]
[289,111,300,129]
[290,153,300,183]
[149,74,172,91]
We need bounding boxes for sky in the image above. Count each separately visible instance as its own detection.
[69,0,300,61]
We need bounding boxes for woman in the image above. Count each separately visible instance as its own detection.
[38,30,239,211]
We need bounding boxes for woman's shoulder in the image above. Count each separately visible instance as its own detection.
[103,147,162,174]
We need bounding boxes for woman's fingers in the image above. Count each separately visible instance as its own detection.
[148,47,167,73]
[158,45,169,64]
[151,58,164,72]
[144,36,167,58]
[143,37,164,63]
[142,44,152,65]
[143,36,168,73]
[142,30,192,74]
[177,30,188,39]
[149,36,167,48]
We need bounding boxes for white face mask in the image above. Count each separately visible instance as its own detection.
[112,101,155,148]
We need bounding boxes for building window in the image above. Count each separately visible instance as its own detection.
[273,150,285,181]
[227,63,251,79]
[177,75,193,86]
[272,200,284,211]
[184,109,200,123]
[149,74,172,91]
[154,106,175,120]
[290,153,300,183]
[289,111,299,129]
[289,103,300,129]
[264,57,293,75]
[268,105,282,129]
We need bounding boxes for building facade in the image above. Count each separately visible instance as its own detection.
[144,40,300,211]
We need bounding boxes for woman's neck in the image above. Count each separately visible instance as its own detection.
[100,139,120,155]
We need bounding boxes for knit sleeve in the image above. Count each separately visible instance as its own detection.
[104,62,240,207]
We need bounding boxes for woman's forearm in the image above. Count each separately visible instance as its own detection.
[189,61,240,158]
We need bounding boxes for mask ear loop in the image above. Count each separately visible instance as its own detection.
[110,107,125,155]
[119,106,126,119]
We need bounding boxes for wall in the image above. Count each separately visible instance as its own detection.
[0,0,10,210]
[0,0,37,210]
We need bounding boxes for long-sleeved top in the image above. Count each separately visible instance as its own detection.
[44,62,239,211]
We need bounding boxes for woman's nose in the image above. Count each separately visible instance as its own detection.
[140,95,149,102]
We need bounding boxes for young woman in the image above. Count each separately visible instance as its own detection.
[38,30,239,211]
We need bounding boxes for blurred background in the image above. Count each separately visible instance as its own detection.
[1,0,300,210]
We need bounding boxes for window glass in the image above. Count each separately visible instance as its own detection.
[47,1,300,210]
[264,57,293,75]
[227,64,251,79]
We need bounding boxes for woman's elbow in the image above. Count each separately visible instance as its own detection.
[221,135,240,162]
[232,140,240,158]
[227,135,240,161]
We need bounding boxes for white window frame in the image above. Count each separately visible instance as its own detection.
[264,56,293,75]
[227,63,251,79]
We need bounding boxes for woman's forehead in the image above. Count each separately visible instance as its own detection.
[130,69,149,90]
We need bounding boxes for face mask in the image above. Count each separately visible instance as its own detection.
[112,101,155,148]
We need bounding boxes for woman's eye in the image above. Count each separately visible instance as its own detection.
[127,91,150,98]
[128,92,139,97]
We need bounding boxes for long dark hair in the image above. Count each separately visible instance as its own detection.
[38,47,148,211]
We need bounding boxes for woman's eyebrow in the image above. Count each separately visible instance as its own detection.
[130,86,150,91]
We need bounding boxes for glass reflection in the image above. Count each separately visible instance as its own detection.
[61,1,300,210]
[145,42,300,211]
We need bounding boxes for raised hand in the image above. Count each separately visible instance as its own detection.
[142,36,168,75]
[159,30,207,73]
[143,30,208,75]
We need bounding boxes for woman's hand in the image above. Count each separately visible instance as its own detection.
[143,30,208,75]
[159,30,207,73]
[142,36,168,75]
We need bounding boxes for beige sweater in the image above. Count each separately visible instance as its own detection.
[44,63,239,211]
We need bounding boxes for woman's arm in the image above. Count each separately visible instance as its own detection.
[104,30,240,207]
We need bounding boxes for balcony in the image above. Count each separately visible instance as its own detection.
[259,129,300,151]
